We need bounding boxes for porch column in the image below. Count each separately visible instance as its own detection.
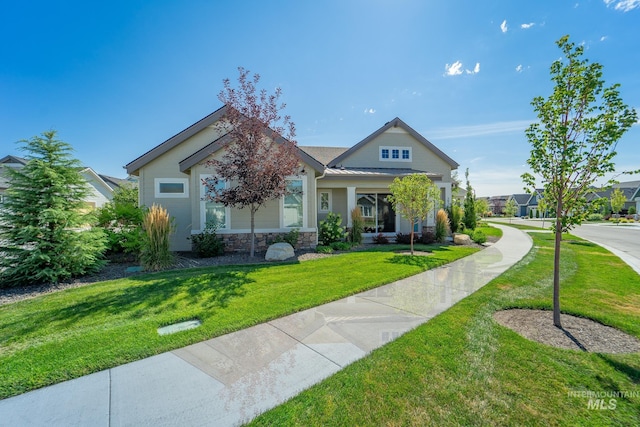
[347,186,356,227]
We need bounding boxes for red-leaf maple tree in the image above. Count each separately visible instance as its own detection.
[205,67,301,256]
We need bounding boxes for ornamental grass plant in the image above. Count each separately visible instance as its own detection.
[140,204,174,271]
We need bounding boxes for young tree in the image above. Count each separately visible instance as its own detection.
[609,188,626,218]
[205,67,301,256]
[388,173,441,255]
[522,35,637,328]
[463,168,476,230]
[504,198,518,222]
[474,198,489,219]
[0,131,107,287]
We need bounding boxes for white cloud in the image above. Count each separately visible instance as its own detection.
[364,108,376,114]
[500,20,508,33]
[444,61,463,76]
[521,22,535,29]
[428,120,532,139]
[604,0,640,11]
[600,35,608,41]
[516,64,523,73]
[466,62,481,74]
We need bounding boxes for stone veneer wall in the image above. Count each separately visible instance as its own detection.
[219,231,317,253]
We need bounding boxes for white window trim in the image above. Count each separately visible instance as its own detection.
[154,178,189,198]
[318,190,332,213]
[280,176,308,228]
[379,146,412,162]
[200,174,230,230]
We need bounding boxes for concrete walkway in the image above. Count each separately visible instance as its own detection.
[0,224,532,427]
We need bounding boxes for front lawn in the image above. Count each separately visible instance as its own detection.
[249,231,640,426]
[0,244,478,399]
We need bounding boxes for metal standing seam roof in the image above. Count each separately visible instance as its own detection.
[323,167,443,179]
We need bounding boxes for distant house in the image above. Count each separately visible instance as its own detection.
[0,154,125,208]
[125,105,459,252]
[507,194,533,217]
[587,180,640,214]
[0,155,27,204]
[488,195,508,216]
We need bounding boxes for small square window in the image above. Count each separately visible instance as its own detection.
[402,149,410,159]
[381,148,389,159]
[392,149,399,159]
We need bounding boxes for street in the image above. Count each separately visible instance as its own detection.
[489,218,640,275]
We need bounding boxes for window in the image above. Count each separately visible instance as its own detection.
[201,175,228,229]
[357,193,396,233]
[319,190,332,212]
[380,146,411,162]
[155,178,189,198]
[283,178,304,228]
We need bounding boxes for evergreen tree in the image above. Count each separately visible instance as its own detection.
[0,131,106,287]
[463,168,476,230]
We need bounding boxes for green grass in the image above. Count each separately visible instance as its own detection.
[0,244,478,399]
[476,222,503,238]
[249,231,640,426]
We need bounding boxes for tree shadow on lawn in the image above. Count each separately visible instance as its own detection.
[0,266,263,340]
[386,246,461,269]
[598,354,640,385]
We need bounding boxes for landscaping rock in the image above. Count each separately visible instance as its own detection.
[265,242,295,261]
[453,233,472,245]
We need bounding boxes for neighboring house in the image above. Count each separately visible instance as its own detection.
[586,180,640,214]
[0,154,124,208]
[507,194,532,217]
[0,155,27,204]
[488,195,508,216]
[125,106,459,252]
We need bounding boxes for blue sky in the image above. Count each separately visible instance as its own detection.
[1,0,639,196]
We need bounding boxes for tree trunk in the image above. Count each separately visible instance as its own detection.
[250,203,256,257]
[410,226,415,255]
[553,203,563,328]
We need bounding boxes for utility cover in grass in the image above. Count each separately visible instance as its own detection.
[157,320,202,336]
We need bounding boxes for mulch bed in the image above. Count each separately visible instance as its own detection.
[494,309,640,354]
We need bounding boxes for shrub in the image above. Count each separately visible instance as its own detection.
[271,228,300,248]
[395,233,417,244]
[319,212,346,245]
[447,205,462,233]
[435,209,450,243]
[330,241,351,251]
[97,186,145,257]
[472,230,487,244]
[587,213,603,222]
[535,210,540,218]
[140,204,174,271]
[629,206,636,215]
[372,233,389,244]
[420,231,436,244]
[315,245,333,254]
[190,223,225,258]
[348,207,364,245]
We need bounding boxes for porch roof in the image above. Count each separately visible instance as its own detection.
[324,167,442,180]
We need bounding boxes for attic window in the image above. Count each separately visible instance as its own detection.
[380,146,411,162]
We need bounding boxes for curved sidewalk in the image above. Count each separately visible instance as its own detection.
[0,224,532,427]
